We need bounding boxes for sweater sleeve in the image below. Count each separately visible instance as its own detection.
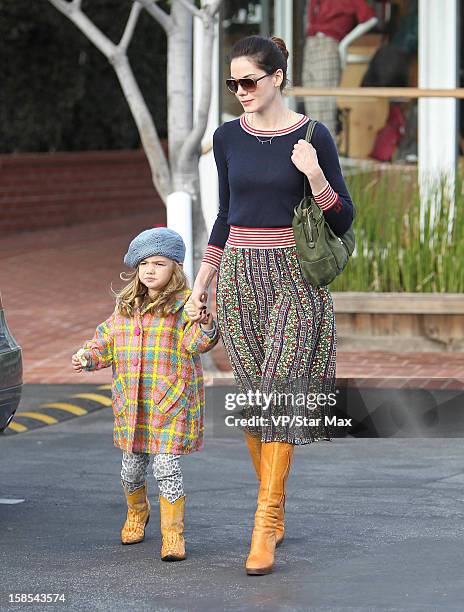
[201,127,230,270]
[311,122,355,236]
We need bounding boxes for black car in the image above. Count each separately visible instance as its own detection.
[0,292,22,432]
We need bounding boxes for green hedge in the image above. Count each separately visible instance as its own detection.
[0,0,168,153]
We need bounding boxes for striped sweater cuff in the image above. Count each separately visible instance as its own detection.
[201,244,223,270]
[313,181,339,211]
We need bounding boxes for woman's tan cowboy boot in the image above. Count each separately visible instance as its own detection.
[243,429,261,479]
[243,430,287,547]
[121,482,151,545]
[159,495,186,561]
[245,441,294,575]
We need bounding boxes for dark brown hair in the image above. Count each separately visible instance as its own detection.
[227,35,290,92]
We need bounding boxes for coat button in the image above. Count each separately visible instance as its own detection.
[132,357,138,366]
[134,327,141,336]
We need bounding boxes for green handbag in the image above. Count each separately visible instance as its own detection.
[292,119,356,287]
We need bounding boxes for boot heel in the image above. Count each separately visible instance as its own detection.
[246,566,273,576]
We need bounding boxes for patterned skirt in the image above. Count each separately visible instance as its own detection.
[215,226,337,445]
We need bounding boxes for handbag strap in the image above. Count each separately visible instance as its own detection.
[303,119,318,199]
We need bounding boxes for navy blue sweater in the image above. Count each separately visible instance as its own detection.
[205,114,354,261]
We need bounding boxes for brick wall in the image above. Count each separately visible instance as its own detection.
[0,147,166,235]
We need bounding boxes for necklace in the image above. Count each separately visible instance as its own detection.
[246,110,293,145]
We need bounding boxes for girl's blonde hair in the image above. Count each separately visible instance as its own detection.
[111,259,189,318]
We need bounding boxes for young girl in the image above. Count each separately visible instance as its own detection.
[71,227,219,562]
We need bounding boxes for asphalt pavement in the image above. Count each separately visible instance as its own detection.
[1,397,464,611]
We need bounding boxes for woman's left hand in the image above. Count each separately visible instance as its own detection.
[291,139,320,177]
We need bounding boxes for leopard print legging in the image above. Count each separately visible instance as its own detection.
[120,451,184,503]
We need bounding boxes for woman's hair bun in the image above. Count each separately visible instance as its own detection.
[270,36,289,62]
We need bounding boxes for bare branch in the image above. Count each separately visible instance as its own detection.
[72,0,82,8]
[176,0,202,20]
[48,0,171,199]
[204,0,222,17]
[112,55,172,200]
[48,0,74,14]
[138,0,174,34]
[119,2,143,52]
[48,0,116,58]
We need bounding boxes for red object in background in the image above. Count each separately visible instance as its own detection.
[369,103,406,162]
[153,224,166,227]
[306,0,376,42]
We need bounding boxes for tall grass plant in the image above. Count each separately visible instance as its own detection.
[330,170,464,292]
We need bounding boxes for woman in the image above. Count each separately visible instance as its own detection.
[185,35,354,575]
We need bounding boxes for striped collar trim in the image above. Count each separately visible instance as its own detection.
[240,113,309,136]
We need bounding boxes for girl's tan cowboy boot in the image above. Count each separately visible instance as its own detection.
[243,430,288,547]
[121,482,151,545]
[159,495,186,561]
[245,441,294,575]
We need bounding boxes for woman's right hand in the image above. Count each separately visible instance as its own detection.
[185,286,208,322]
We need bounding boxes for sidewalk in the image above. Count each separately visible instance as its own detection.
[1,214,463,387]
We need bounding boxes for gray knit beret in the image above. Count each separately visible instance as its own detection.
[123,227,186,268]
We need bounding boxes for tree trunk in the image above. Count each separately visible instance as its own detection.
[48,1,220,260]
[112,52,171,202]
[168,2,208,276]
[172,164,208,276]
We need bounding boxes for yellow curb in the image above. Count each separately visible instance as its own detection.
[16,411,58,425]
[41,402,88,416]
[7,421,28,432]
[71,393,112,406]
[97,384,112,391]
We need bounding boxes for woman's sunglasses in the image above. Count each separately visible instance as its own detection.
[225,73,271,94]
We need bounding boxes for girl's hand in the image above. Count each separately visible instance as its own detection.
[291,139,320,178]
[71,353,84,372]
[199,312,214,330]
[185,287,208,322]
[72,349,89,372]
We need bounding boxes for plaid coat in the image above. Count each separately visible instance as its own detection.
[79,288,219,454]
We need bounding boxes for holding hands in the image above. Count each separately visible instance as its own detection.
[185,287,214,330]
[185,287,208,322]
[199,311,214,331]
